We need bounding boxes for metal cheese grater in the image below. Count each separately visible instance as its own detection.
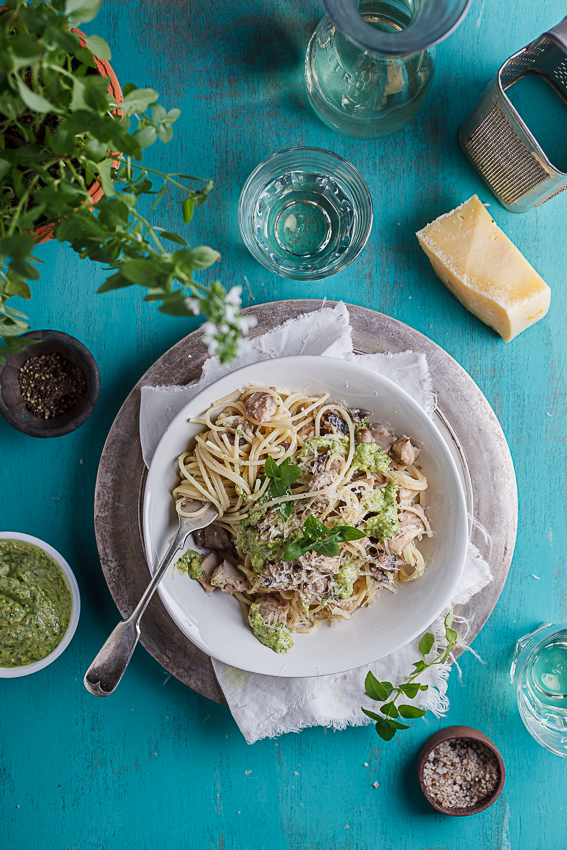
[458,17,567,213]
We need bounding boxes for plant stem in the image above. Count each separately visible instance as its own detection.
[129,209,166,254]
[116,157,203,193]
[7,173,41,236]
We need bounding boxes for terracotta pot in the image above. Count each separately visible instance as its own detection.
[32,27,124,244]
[416,725,506,817]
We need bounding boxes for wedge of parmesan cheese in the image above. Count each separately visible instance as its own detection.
[416,195,550,342]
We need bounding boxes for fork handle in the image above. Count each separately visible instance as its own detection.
[83,529,188,697]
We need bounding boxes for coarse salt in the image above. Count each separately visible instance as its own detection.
[422,739,500,811]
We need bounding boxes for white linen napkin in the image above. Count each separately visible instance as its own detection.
[140,302,492,744]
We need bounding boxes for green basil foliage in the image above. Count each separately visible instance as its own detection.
[362,608,458,741]
[263,455,301,521]
[283,513,366,561]
[0,0,247,364]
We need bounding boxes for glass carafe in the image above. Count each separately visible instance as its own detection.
[511,623,567,758]
[305,0,472,140]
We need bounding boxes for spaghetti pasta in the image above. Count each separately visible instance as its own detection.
[172,385,432,653]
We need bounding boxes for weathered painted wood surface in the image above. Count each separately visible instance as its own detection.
[2,1,567,848]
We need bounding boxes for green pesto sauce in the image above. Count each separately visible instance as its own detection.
[331,562,358,599]
[352,442,392,474]
[235,527,288,573]
[248,603,294,653]
[0,540,72,668]
[364,481,399,541]
[297,436,347,460]
[175,550,204,580]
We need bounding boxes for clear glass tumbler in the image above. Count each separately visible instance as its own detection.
[305,0,472,140]
[510,623,567,758]
[238,146,373,280]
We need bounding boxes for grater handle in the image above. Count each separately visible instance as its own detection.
[546,15,567,50]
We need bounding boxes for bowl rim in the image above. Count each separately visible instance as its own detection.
[416,725,506,816]
[144,354,469,677]
[0,329,100,438]
[0,531,81,677]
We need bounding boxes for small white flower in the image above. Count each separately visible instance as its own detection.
[202,321,218,344]
[236,337,253,356]
[223,303,237,324]
[184,296,201,315]
[219,323,229,334]
[225,285,242,305]
[240,314,258,335]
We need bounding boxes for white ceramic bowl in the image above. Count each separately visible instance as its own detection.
[0,532,80,678]
[144,356,468,677]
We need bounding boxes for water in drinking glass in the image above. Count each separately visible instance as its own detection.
[238,147,373,280]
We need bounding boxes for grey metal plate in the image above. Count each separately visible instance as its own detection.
[94,300,517,705]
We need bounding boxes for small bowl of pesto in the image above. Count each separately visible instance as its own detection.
[0,532,80,677]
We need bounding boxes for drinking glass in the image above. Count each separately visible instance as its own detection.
[510,623,567,758]
[305,0,472,140]
[238,147,373,280]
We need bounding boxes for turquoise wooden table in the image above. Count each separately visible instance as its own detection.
[2,1,567,847]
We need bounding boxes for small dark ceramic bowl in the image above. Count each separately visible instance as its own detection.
[417,725,506,816]
[0,330,100,438]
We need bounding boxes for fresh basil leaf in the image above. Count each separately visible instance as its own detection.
[364,672,391,702]
[412,660,427,673]
[182,196,194,224]
[398,705,427,719]
[84,35,112,61]
[380,701,399,719]
[386,719,411,730]
[303,514,328,539]
[375,720,397,741]
[398,682,420,699]
[15,78,55,114]
[418,633,435,657]
[279,458,301,486]
[264,456,279,480]
[282,540,309,562]
[444,608,453,629]
[445,627,458,646]
[332,525,367,542]
[269,478,287,499]
[361,707,382,722]
[313,538,340,558]
[420,684,428,691]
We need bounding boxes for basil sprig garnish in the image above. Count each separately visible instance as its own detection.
[264,456,301,521]
[283,514,366,561]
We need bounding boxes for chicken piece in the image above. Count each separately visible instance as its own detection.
[210,560,251,595]
[198,552,222,593]
[310,458,342,491]
[387,511,425,555]
[368,552,398,580]
[369,424,397,453]
[244,391,278,422]
[298,424,315,440]
[350,408,371,423]
[390,436,420,469]
[398,488,420,507]
[320,409,349,435]
[256,593,290,625]
[193,524,233,551]
[355,428,374,443]
[298,574,329,605]
[298,550,340,575]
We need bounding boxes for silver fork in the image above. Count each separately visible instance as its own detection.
[84,500,219,697]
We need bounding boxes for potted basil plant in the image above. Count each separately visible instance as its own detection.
[0,0,254,365]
